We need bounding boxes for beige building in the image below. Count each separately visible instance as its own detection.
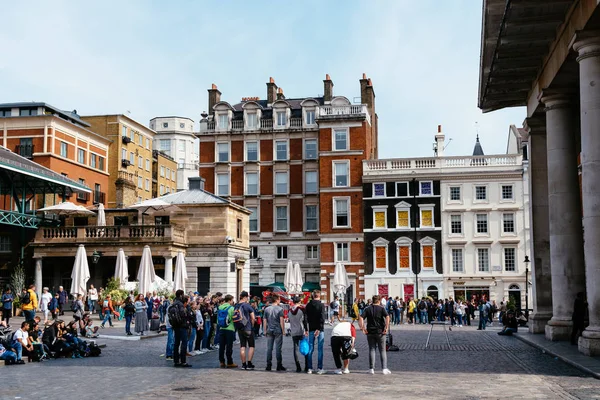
[31,177,251,295]
[82,115,156,207]
[153,150,177,197]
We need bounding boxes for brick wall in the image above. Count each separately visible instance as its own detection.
[260,139,273,161]
[260,199,273,232]
[231,141,243,162]
[260,165,273,195]
[290,164,303,194]
[200,142,215,163]
[290,198,303,232]
[200,167,215,193]
[231,166,244,196]
[290,138,302,160]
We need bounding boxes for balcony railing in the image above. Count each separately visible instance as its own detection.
[231,120,244,130]
[177,163,199,170]
[260,118,273,130]
[364,155,523,174]
[15,144,34,159]
[36,224,186,245]
[207,120,216,131]
[290,117,302,128]
[318,104,370,124]
[117,171,136,184]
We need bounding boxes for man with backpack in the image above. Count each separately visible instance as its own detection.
[234,291,255,370]
[305,290,325,374]
[477,300,489,330]
[217,294,237,368]
[20,285,37,322]
[418,298,428,324]
[169,290,192,368]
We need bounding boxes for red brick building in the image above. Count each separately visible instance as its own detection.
[197,75,377,302]
[0,102,110,208]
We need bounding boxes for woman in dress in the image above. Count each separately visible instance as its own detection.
[134,293,148,336]
[38,287,53,323]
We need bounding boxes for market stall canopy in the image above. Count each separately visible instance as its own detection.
[39,202,95,215]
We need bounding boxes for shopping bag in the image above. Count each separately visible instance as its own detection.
[299,336,309,356]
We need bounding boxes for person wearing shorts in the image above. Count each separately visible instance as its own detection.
[236,291,256,370]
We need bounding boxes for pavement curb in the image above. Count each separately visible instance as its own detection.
[97,332,166,341]
[514,333,600,380]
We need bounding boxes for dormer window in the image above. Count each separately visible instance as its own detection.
[305,110,316,125]
[246,113,257,129]
[218,114,228,130]
[276,111,287,127]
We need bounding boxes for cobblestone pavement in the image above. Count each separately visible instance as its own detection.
[1,324,599,400]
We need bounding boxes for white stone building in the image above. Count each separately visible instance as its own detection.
[149,116,199,190]
[362,126,531,307]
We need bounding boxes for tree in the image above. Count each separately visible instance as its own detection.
[10,262,26,296]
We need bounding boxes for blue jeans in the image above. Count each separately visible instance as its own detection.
[159,308,165,324]
[166,327,174,357]
[23,310,35,321]
[307,330,324,370]
[479,315,487,330]
[456,314,463,325]
[125,315,133,334]
[0,349,16,362]
[188,327,196,352]
[173,327,188,365]
[215,325,221,346]
[88,300,97,313]
[219,329,235,364]
[394,309,401,325]
[203,320,211,349]
[102,312,113,327]
[420,310,428,324]
[498,327,517,336]
[11,341,22,360]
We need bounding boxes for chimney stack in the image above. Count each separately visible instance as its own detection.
[435,124,445,157]
[207,84,221,115]
[277,87,285,100]
[360,74,375,112]
[267,77,278,104]
[323,74,334,102]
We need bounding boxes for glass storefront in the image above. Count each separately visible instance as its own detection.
[453,286,490,303]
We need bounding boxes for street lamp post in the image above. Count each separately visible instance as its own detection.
[524,255,530,320]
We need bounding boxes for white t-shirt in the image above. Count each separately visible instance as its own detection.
[331,322,353,337]
[88,288,98,301]
[40,292,53,311]
[14,329,29,344]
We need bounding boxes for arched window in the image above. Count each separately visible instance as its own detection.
[508,284,520,290]
[427,285,438,300]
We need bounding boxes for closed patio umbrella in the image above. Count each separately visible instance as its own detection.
[173,251,188,292]
[114,248,128,286]
[283,259,295,294]
[97,203,106,226]
[70,244,90,296]
[333,262,349,318]
[137,245,156,296]
[293,262,304,294]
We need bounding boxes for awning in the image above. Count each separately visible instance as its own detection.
[302,282,320,292]
[266,282,285,289]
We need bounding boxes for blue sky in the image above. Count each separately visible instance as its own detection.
[0,1,524,158]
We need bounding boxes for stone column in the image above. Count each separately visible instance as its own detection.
[541,93,586,341]
[524,117,553,333]
[164,256,173,283]
[34,258,42,299]
[574,32,600,356]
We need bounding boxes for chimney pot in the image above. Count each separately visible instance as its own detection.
[367,78,372,86]
[207,84,222,115]
[362,73,367,79]
[267,78,278,104]
[323,75,334,102]
[438,124,442,133]
[326,74,331,80]
[269,77,275,84]
[211,83,218,90]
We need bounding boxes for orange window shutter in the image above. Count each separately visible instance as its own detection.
[376,247,386,268]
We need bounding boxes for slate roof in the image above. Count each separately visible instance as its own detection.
[0,102,91,127]
[472,135,485,156]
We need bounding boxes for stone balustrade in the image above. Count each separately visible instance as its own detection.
[36,224,186,245]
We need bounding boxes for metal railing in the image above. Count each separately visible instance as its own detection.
[15,144,34,159]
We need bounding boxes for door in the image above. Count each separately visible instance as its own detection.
[345,284,354,316]
[197,267,210,296]
[508,284,522,311]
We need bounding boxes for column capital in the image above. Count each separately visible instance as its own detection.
[573,30,600,62]
[523,116,546,136]
[540,90,576,111]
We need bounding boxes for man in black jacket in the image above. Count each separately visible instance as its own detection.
[171,290,192,368]
[304,290,325,374]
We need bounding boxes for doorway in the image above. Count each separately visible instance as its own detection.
[426,285,439,301]
[197,267,210,296]
[508,284,522,311]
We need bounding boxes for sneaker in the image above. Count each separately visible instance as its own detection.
[198,350,207,354]
[382,369,391,375]
[166,356,173,361]
[369,369,375,375]
[194,350,202,355]
[265,365,272,371]
[227,363,238,368]
[334,369,343,375]
[242,363,247,370]
[316,369,326,375]
[246,361,255,370]
[307,369,313,374]
[342,368,350,374]
[276,365,286,371]
[180,363,192,368]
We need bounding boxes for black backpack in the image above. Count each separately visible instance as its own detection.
[20,292,31,305]
[418,301,426,310]
[168,303,183,328]
[330,301,336,309]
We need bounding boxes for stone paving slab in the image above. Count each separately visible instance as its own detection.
[1,323,599,400]
[515,331,600,379]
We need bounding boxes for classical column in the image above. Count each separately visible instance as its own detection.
[34,257,42,299]
[524,117,553,333]
[541,93,586,341]
[574,32,600,356]
[164,256,173,283]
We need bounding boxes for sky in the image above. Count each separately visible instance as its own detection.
[0,1,525,159]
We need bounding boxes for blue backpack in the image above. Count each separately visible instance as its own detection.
[217,305,232,328]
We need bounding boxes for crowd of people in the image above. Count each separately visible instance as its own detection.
[162,290,391,374]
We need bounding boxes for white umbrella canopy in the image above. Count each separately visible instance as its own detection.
[114,248,128,286]
[283,259,295,293]
[39,202,95,215]
[333,262,349,295]
[173,251,188,292]
[96,204,106,226]
[137,245,156,296]
[293,262,304,294]
[70,244,90,296]
[130,198,182,225]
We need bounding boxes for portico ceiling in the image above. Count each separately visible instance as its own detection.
[478,0,576,112]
